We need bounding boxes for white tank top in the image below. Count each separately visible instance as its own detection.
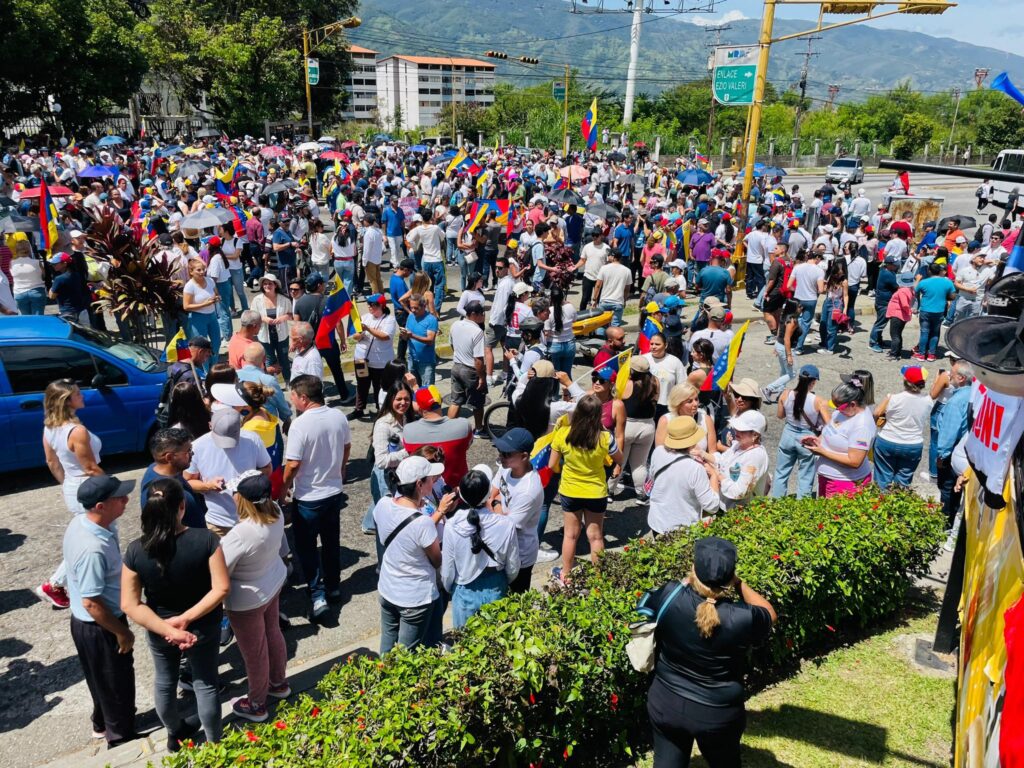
[44,423,102,481]
[784,392,820,430]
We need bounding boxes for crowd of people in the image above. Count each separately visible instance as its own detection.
[8,132,1005,763]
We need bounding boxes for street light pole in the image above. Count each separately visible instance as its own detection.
[304,28,313,135]
[563,63,570,157]
[302,16,361,138]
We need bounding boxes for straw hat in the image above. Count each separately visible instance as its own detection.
[664,416,705,450]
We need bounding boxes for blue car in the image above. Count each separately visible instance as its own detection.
[0,317,167,473]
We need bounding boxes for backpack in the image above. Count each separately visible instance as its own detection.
[778,259,795,299]
[154,366,191,429]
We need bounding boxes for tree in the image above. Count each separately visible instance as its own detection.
[0,0,147,135]
[138,0,358,135]
[892,113,937,160]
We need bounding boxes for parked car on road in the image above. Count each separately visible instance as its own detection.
[825,157,865,185]
[0,317,166,472]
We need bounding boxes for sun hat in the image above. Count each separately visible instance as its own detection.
[729,378,761,399]
[629,356,650,374]
[512,282,533,297]
[663,416,706,450]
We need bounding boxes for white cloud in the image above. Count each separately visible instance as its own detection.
[689,10,748,27]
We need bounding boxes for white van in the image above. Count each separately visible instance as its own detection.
[989,149,1024,210]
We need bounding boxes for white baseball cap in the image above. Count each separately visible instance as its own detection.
[395,456,445,485]
[729,410,767,435]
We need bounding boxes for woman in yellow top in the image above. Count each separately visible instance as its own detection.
[549,393,623,582]
[237,381,285,500]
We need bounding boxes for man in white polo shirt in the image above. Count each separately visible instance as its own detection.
[282,375,352,619]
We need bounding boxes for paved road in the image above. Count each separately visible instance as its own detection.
[1,171,979,767]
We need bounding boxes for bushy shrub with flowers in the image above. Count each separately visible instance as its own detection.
[164,488,942,768]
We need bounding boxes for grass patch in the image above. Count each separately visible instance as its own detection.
[636,611,953,768]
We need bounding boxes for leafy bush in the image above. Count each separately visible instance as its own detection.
[165,488,943,768]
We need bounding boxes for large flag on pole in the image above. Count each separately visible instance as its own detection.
[700,320,750,392]
[445,148,482,176]
[38,178,59,254]
[316,274,357,350]
[581,98,598,152]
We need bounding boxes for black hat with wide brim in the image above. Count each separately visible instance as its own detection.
[946,273,1024,397]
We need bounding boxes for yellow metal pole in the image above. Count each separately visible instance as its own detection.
[303,28,313,135]
[735,0,776,269]
[563,64,570,157]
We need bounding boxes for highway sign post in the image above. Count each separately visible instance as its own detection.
[552,81,566,102]
[712,45,758,105]
[307,58,320,86]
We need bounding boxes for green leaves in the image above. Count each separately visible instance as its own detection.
[164,488,942,768]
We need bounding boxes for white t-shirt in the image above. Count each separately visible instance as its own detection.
[456,289,486,317]
[646,447,720,534]
[493,468,544,568]
[846,256,867,287]
[373,497,439,608]
[817,408,876,481]
[354,313,396,368]
[644,353,687,406]
[11,258,45,293]
[596,262,632,305]
[290,345,324,381]
[184,278,217,314]
[791,263,824,302]
[188,431,272,529]
[689,328,733,363]
[283,405,351,501]
[580,242,610,281]
[490,276,515,326]
[408,224,445,263]
[206,256,229,283]
[221,514,288,611]
[715,444,770,509]
[544,303,577,344]
[450,317,485,367]
[877,391,932,445]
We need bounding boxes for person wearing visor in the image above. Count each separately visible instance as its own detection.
[802,373,877,497]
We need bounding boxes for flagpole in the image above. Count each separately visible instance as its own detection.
[562,63,570,158]
[571,347,633,389]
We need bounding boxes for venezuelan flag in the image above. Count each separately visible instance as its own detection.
[445,148,482,177]
[214,159,239,198]
[694,152,709,168]
[38,179,59,254]
[467,202,488,233]
[637,316,662,355]
[700,320,750,392]
[230,204,250,237]
[316,274,357,350]
[149,140,161,178]
[614,348,632,399]
[1007,221,1024,275]
[553,177,568,191]
[581,98,598,152]
[161,328,191,363]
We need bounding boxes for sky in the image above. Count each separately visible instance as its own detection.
[684,0,1019,55]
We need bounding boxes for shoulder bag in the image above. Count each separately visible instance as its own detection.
[626,581,685,673]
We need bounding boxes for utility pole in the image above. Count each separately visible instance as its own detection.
[705,25,732,147]
[947,86,962,160]
[623,3,643,126]
[974,68,990,89]
[791,36,820,145]
[826,83,840,110]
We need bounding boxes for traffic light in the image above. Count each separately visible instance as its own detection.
[484,50,508,59]
[518,56,539,65]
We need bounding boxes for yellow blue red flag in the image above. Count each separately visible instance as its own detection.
[581,98,598,152]
[161,328,190,363]
[38,179,59,254]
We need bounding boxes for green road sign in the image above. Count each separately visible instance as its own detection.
[552,81,566,102]
[712,45,758,106]
[307,58,320,86]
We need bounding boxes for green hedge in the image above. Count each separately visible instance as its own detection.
[165,488,943,767]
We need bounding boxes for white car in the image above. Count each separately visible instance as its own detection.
[825,157,865,185]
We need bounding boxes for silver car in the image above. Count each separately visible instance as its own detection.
[825,157,865,185]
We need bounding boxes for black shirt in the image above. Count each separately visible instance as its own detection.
[638,581,772,707]
[124,528,222,637]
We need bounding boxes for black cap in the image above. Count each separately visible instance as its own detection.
[78,474,136,510]
[304,273,324,290]
[493,427,535,454]
[694,537,737,589]
[235,472,272,504]
[188,335,212,350]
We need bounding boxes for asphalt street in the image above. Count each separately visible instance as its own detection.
[0,170,983,768]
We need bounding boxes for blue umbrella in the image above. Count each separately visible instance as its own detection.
[160,145,185,156]
[96,135,125,147]
[77,165,119,179]
[737,167,765,179]
[676,169,712,186]
[761,166,788,177]
[440,149,458,159]
[408,144,428,153]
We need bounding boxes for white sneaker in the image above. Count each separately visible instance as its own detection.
[918,471,936,482]
[535,546,560,563]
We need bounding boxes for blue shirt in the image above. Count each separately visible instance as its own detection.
[237,364,291,421]
[613,224,634,259]
[51,271,90,315]
[696,266,733,303]
[389,273,408,313]
[937,385,970,459]
[406,311,439,364]
[565,213,584,246]
[272,228,295,267]
[874,267,898,308]
[63,515,123,622]
[141,465,206,529]
[915,231,938,254]
[381,205,405,238]
[915,276,955,314]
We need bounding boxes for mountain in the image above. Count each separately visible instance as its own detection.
[351,0,1024,102]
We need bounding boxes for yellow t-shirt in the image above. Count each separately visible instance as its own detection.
[552,427,611,500]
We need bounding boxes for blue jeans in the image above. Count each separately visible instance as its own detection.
[847,287,859,324]
[820,296,840,352]
[188,311,221,361]
[379,596,438,656]
[409,357,436,387]
[873,437,923,490]
[334,260,355,296]
[795,299,818,352]
[869,304,888,348]
[15,286,46,315]
[548,340,576,376]
[918,310,944,356]
[446,238,459,265]
[228,268,249,311]
[772,423,817,499]
[928,401,944,477]
[215,281,233,345]
[764,341,793,398]
[599,301,624,328]
[451,570,509,628]
[363,466,386,535]
[291,493,342,603]
[423,261,446,314]
[148,628,222,743]
[262,337,291,381]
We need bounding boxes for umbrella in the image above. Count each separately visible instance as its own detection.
[317,135,337,143]
[262,179,296,195]
[939,215,977,231]
[195,128,221,139]
[182,146,206,156]
[173,159,211,179]
[340,140,358,149]
[320,151,350,161]
[259,146,291,158]
[676,169,712,186]
[17,185,75,198]
[95,135,125,147]
[295,141,321,153]
[560,164,590,180]
[616,173,642,187]
[606,151,626,162]
[0,214,40,234]
[761,166,788,177]
[737,167,765,179]
[180,209,228,229]
[408,144,429,153]
[77,165,120,179]
[547,188,586,207]
[586,203,620,222]
[371,133,393,144]
[633,141,647,148]
[160,145,186,157]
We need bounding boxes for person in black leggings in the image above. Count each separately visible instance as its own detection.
[636,537,777,767]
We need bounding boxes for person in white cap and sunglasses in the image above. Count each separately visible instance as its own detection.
[709,410,769,510]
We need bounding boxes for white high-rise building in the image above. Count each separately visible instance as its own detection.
[375,55,496,131]
[342,45,379,122]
